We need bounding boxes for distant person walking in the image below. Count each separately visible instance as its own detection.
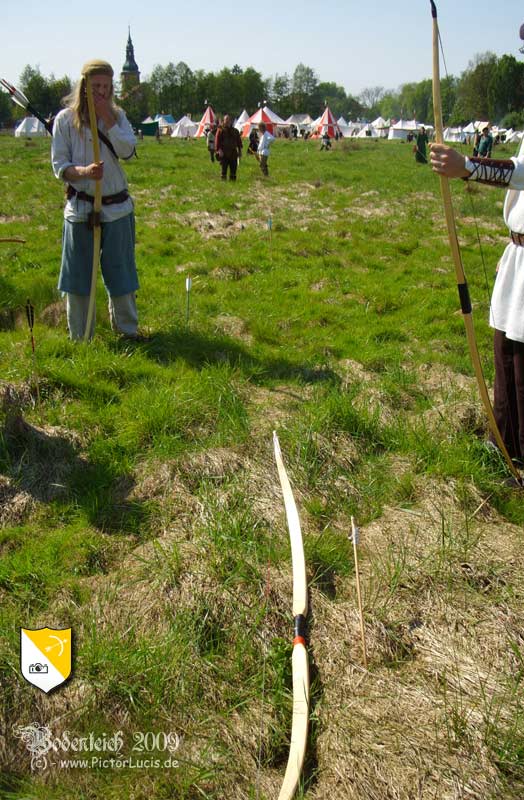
[472,129,481,156]
[247,128,259,155]
[478,125,493,158]
[320,131,331,150]
[215,115,243,181]
[414,126,429,164]
[257,122,275,176]
[51,59,140,341]
[206,125,216,162]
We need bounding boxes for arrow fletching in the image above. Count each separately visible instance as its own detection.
[0,78,30,110]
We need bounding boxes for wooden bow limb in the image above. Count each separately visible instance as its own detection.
[273,432,309,800]
[84,74,102,342]
[430,1,522,485]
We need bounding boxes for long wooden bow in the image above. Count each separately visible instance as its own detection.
[430,1,521,484]
[273,431,309,800]
[84,74,102,342]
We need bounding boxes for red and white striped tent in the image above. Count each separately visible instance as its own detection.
[311,106,342,139]
[241,105,287,137]
[196,105,217,137]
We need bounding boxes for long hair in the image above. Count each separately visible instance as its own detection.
[62,72,119,132]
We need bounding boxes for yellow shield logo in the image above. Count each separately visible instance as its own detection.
[20,628,72,693]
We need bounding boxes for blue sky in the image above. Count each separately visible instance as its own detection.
[2,0,523,97]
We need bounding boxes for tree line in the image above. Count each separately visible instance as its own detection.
[2,53,524,131]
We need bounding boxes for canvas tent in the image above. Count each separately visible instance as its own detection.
[171,116,198,138]
[14,116,48,137]
[196,106,216,137]
[371,116,390,138]
[311,107,341,138]
[443,127,464,143]
[234,110,250,131]
[285,113,313,134]
[241,105,287,137]
[357,123,379,139]
[387,119,417,140]
[140,117,159,136]
[155,114,176,135]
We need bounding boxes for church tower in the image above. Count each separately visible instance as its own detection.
[121,28,140,91]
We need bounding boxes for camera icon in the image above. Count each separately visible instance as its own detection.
[29,663,48,674]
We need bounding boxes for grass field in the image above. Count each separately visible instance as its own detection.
[1,132,524,799]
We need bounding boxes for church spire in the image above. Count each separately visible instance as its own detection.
[121,28,140,89]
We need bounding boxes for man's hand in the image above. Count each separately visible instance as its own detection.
[430,143,469,178]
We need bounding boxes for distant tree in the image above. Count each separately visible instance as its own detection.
[291,64,318,111]
[172,61,195,117]
[119,82,152,127]
[346,94,365,120]
[240,67,267,115]
[0,89,13,127]
[14,65,70,121]
[315,82,347,118]
[149,63,179,115]
[268,73,292,117]
[378,90,401,121]
[487,55,524,122]
[49,76,72,113]
[358,86,385,117]
[453,52,497,121]
[18,66,49,120]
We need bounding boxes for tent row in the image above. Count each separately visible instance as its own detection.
[142,105,395,140]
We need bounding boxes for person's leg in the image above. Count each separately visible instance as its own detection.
[260,155,268,176]
[108,292,138,337]
[229,157,237,180]
[492,329,521,459]
[66,293,94,340]
[221,157,228,180]
[511,337,524,461]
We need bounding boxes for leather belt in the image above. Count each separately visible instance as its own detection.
[511,230,524,246]
[67,185,129,206]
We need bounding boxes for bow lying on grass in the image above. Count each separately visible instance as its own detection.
[273,431,309,800]
[430,0,522,485]
[0,78,54,136]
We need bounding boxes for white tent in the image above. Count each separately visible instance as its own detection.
[286,113,313,127]
[234,110,250,131]
[14,116,48,137]
[388,119,422,141]
[357,123,379,138]
[370,116,389,138]
[388,119,418,141]
[443,127,464,143]
[171,116,198,138]
[462,122,477,134]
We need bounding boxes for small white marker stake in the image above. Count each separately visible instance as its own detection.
[351,516,367,668]
[185,276,192,325]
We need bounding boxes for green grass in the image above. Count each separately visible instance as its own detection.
[1,133,524,799]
